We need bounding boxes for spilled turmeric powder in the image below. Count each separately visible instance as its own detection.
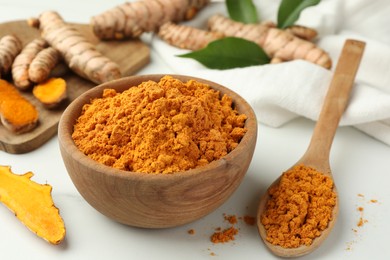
[211,226,239,244]
[72,75,247,174]
[242,215,256,226]
[356,207,366,227]
[224,214,238,225]
[261,164,336,248]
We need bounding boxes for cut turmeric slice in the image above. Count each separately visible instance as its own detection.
[0,79,39,134]
[32,77,67,108]
[0,99,39,133]
[0,165,66,245]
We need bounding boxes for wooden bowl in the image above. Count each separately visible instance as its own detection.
[58,74,257,228]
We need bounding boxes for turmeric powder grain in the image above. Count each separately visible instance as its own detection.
[261,164,336,248]
[72,75,247,174]
[224,214,238,225]
[356,206,368,227]
[243,215,256,226]
[210,226,238,243]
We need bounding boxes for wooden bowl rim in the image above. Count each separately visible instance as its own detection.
[58,74,257,182]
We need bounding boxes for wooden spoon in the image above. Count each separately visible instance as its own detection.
[257,39,366,257]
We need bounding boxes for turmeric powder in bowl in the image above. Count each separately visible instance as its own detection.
[72,75,247,174]
[59,74,256,227]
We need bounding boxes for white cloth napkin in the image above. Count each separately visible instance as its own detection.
[150,0,390,146]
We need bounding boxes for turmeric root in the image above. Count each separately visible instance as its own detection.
[12,38,48,90]
[0,79,39,134]
[27,17,40,28]
[0,165,66,245]
[208,14,332,69]
[28,47,61,83]
[90,0,210,40]
[35,11,121,84]
[158,22,224,50]
[285,25,318,41]
[0,35,23,79]
[241,22,318,41]
[33,77,67,108]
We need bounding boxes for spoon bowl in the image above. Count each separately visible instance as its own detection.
[257,39,365,257]
[257,158,339,257]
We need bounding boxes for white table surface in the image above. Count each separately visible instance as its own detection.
[1,1,390,259]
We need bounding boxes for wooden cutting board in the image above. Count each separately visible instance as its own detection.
[0,20,150,154]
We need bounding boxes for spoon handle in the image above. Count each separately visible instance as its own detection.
[306,39,365,163]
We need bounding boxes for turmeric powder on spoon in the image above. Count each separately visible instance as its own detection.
[260,164,336,248]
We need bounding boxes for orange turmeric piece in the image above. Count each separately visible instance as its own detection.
[208,14,332,69]
[261,164,336,248]
[72,75,247,173]
[90,0,210,40]
[0,35,23,78]
[32,77,67,108]
[0,165,66,245]
[0,79,39,134]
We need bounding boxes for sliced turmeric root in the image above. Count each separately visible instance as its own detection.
[0,79,39,134]
[32,77,67,108]
[0,165,66,245]
[0,99,39,133]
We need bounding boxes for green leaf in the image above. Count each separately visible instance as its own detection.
[226,0,259,23]
[177,37,270,70]
[277,0,321,29]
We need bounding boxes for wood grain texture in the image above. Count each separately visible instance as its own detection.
[58,74,258,228]
[257,39,366,258]
[0,20,150,154]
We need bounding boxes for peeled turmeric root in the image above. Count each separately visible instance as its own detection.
[0,165,66,245]
[158,22,224,50]
[0,35,23,79]
[33,77,67,108]
[90,0,210,40]
[35,11,121,84]
[208,14,332,69]
[0,79,39,134]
